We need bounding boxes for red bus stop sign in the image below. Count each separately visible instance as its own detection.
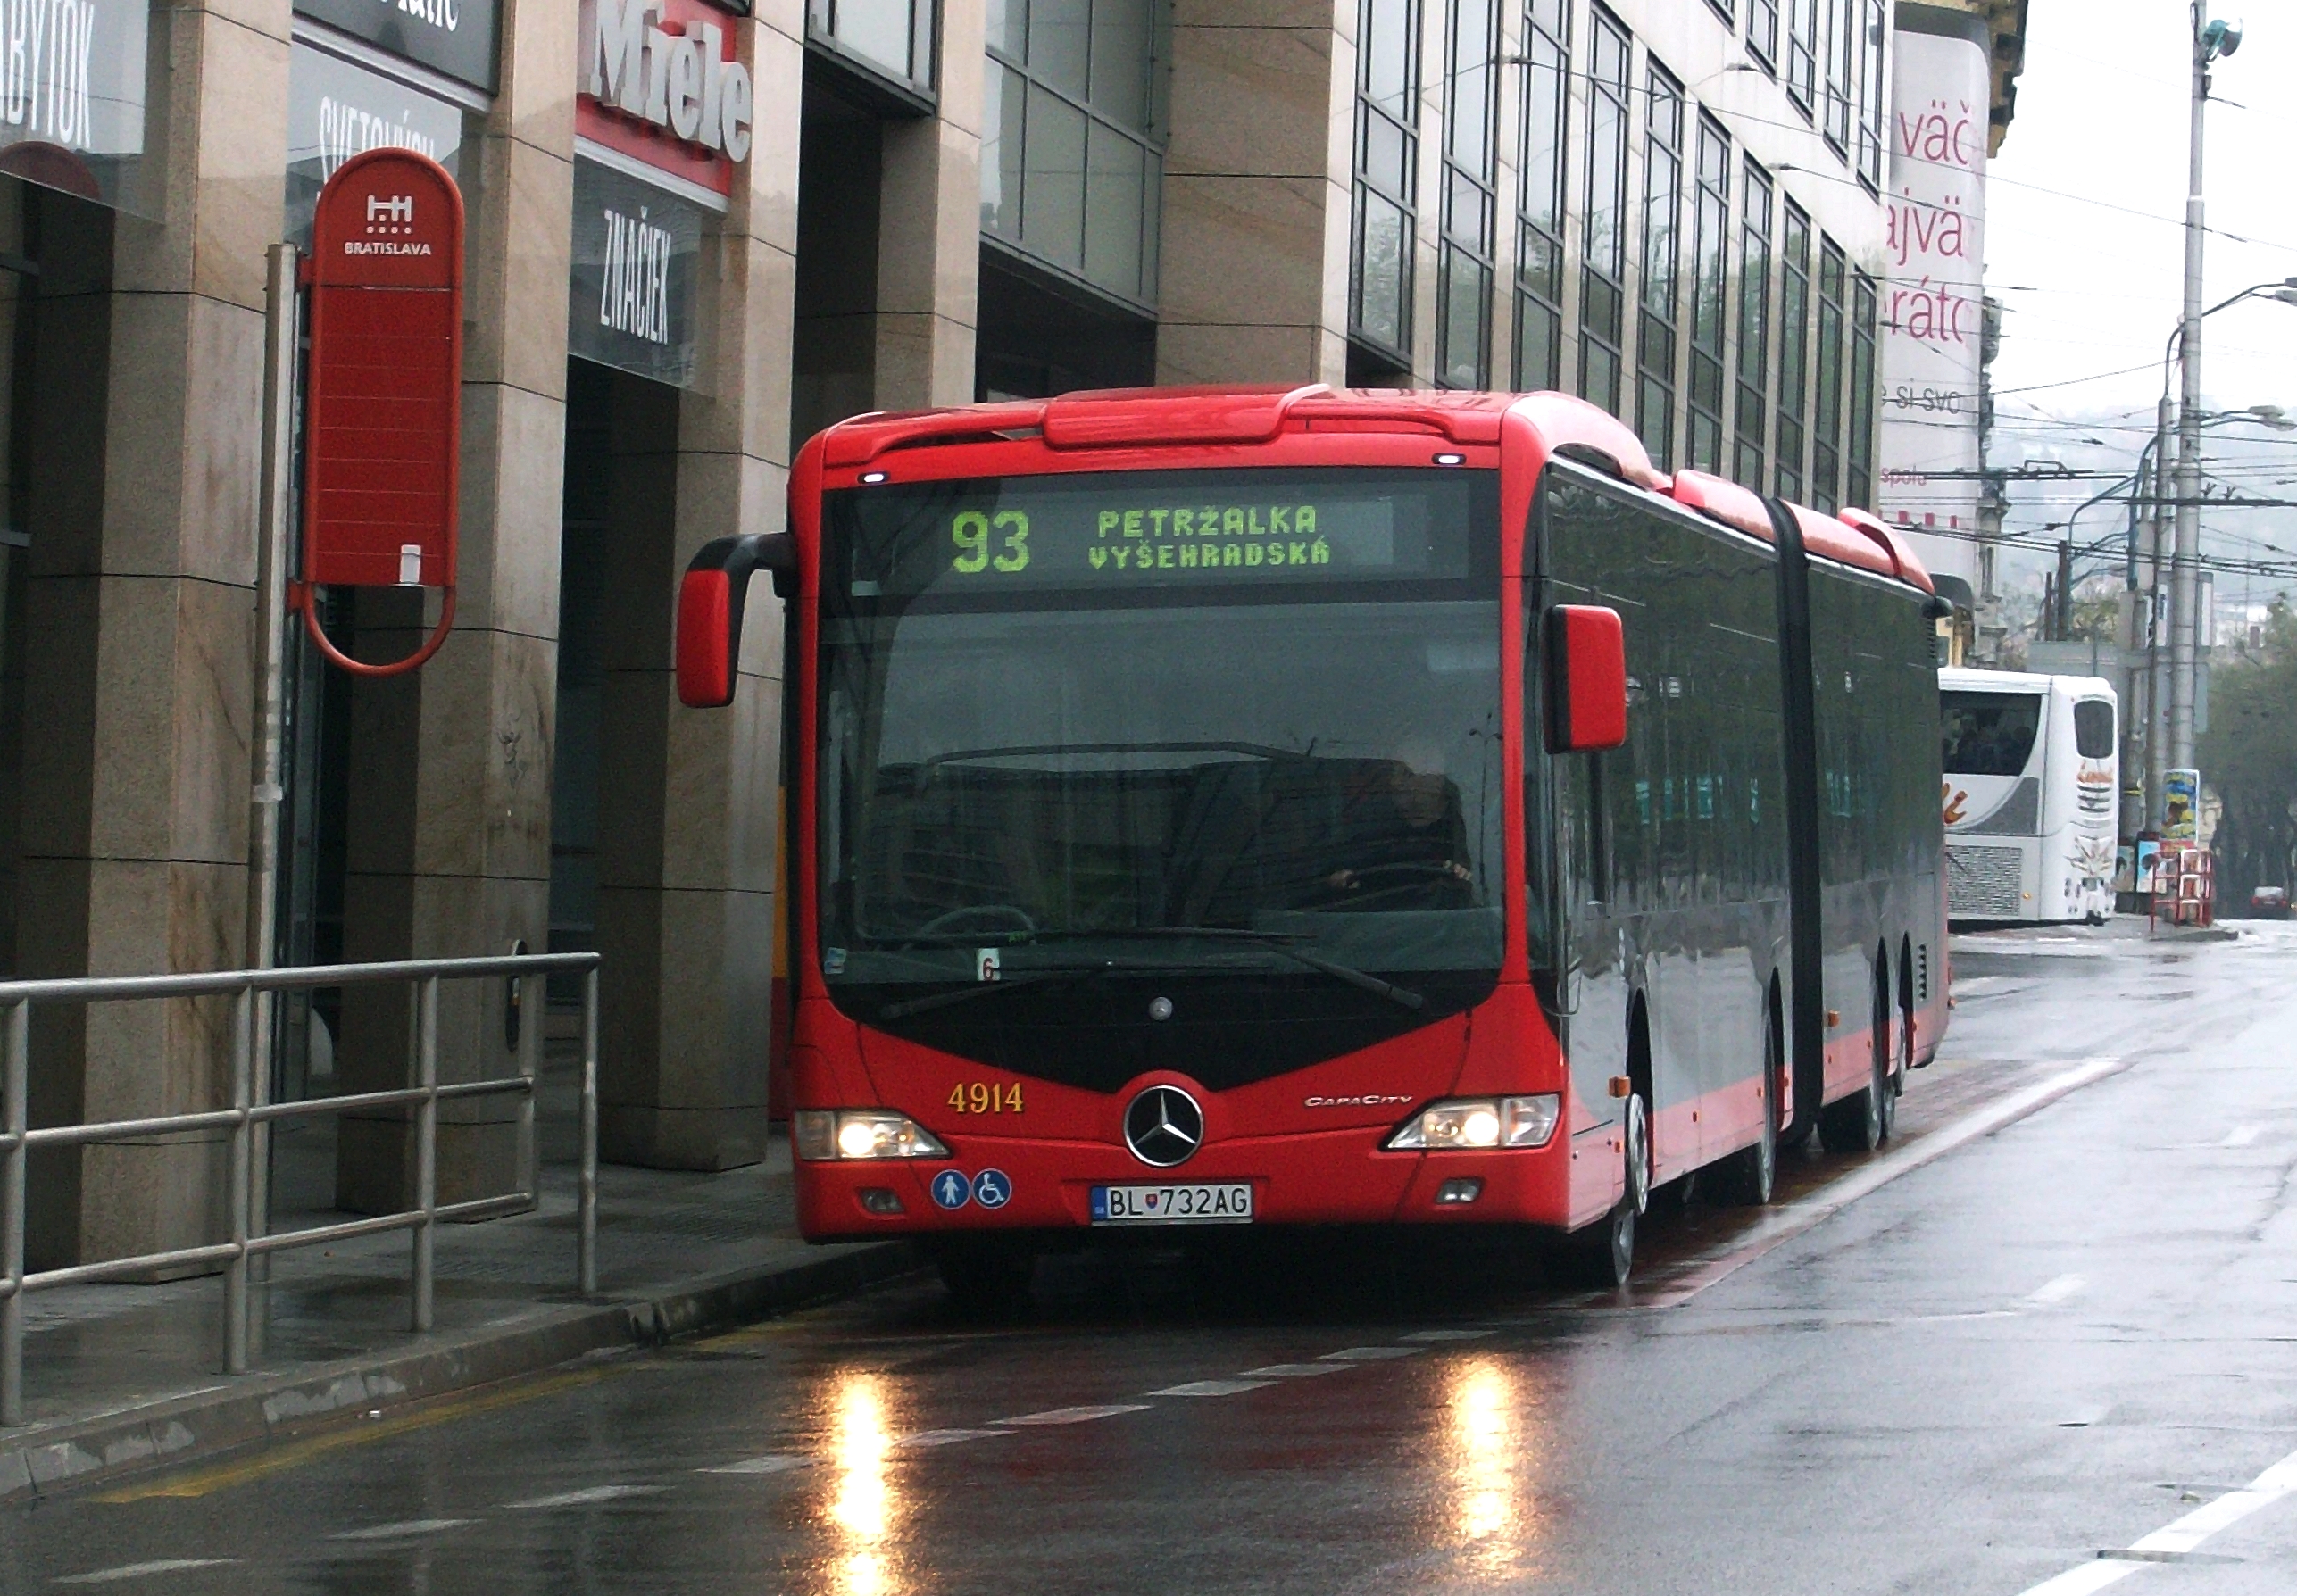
[299,148,464,676]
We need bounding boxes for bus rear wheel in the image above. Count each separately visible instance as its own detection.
[1710,1012,1782,1206]
[1818,998,1891,1153]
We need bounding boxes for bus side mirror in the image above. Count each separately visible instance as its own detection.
[677,532,795,709]
[1544,604,1628,753]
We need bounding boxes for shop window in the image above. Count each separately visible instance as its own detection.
[982,0,1166,310]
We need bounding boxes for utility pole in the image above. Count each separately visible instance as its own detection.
[2170,11,2241,780]
[2146,393,2173,830]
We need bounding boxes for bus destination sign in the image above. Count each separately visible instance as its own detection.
[835,470,1477,599]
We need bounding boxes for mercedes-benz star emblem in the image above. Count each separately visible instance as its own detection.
[1123,1085,1204,1168]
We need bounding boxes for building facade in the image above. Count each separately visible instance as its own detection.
[0,0,1908,1264]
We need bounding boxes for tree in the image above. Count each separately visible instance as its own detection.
[2197,600,2297,908]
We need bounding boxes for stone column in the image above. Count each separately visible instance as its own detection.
[335,0,575,1210]
[592,5,803,1170]
[1157,0,1352,388]
[16,0,287,1266]
[873,0,985,411]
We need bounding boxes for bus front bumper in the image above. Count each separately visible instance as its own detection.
[795,1126,1582,1242]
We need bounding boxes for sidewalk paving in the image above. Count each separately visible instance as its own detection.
[1,1081,918,1500]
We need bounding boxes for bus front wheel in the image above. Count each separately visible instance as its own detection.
[1555,1094,1645,1290]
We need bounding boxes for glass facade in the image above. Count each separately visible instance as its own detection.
[1814,234,1846,513]
[1352,0,1422,360]
[809,0,936,94]
[982,0,1168,308]
[1857,0,1885,192]
[1786,0,1817,113]
[1437,0,1500,388]
[1513,0,1569,390]
[1776,202,1811,503]
[1636,63,1684,470]
[1849,266,1878,508]
[1579,8,1631,416]
[1688,115,1730,474]
[1734,159,1772,490]
[1748,0,1779,71]
[1825,0,1853,155]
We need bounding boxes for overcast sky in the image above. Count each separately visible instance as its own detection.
[1983,0,2297,593]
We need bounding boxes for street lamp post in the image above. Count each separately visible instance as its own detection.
[2167,11,2248,807]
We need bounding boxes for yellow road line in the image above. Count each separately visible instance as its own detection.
[96,1367,614,1503]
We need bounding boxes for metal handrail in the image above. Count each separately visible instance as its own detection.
[0,952,603,1426]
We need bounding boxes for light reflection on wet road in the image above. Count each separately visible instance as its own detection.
[9,923,2297,1595]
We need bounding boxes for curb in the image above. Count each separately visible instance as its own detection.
[0,1240,921,1503]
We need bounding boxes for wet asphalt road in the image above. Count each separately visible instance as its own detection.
[11,922,2297,1594]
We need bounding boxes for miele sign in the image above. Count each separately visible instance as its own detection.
[578,0,752,201]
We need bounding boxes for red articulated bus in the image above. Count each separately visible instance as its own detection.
[676,386,1948,1294]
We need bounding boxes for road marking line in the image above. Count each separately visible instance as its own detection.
[2222,1126,2260,1147]
[1401,1329,1495,1342]
[1148,1379,1275,1398]
[1319,1346,1424,1361]
[504,1484,663,1509]
[1638,1056,2131,1309]
[55,1561,236,1584]
[895,1429,1010,1449]
[96,1367,614,1502]
[1239,1363,1345,1378]
[332,1518,470,1542]
[2015,1443,2297,1594]
[2027,1274,2088,1307]
[993,1404,1152,1426]
[702,1453,812,1475]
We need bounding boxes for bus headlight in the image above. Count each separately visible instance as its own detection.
[794,1110,953,1161]
[1385,1095,1560,1151]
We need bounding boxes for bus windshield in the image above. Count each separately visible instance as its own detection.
[1941,690,2042,777]
[816,467,1505,1002]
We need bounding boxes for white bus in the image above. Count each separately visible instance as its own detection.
[1938,668,2118,924]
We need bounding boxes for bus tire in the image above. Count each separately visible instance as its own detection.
[1818,1018,1889,1154]
[1710,1009,1781,1206]
[1554,1093,1646,1290]
[935,1242,1036,1317]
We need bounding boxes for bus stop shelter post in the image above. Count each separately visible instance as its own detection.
[223,985,254,1375]
[579,964,598,1299]
[412,977,438,1334]
[2,1001,25,1426]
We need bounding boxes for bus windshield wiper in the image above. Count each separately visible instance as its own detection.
[876,956,1172,1020]
[918,740,1315,772]
[1020,927,1427,1012]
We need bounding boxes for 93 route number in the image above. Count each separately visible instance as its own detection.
[947,1081,1024,1115]
[952,511,1030,575]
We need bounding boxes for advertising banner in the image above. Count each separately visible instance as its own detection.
[294,0,500,94]
[568,154,705,388]
[0,0,154,212]
[1877,19,1987,588]
[2163,769,2201,842]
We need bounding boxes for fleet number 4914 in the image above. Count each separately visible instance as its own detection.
[947,1082,1024,1114]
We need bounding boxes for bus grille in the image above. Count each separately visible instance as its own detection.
[1962,777,2040,835]
[1947,844,2025,919]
